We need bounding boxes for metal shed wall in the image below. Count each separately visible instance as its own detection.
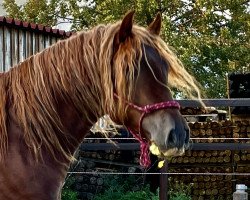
[0,17,72,72]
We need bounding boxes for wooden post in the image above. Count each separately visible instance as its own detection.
[159,160,168,200]
[226,73,232,120]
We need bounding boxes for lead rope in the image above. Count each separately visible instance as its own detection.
[127,127,151,167]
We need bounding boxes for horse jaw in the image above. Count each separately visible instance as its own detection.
[142,109,188,158]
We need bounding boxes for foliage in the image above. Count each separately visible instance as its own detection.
[3,0,250,98]
[94,188,158,200]
[93,175,156,200]
[61,176,78,200]
[169,181,192,200]
[93,175,192,200]
[2,0,57,26]
[61,188,78,200]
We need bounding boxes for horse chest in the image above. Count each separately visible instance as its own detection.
[0,121,66,200]
[0,157,64,200]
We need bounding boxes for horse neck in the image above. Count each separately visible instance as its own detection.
[55,97,98,155]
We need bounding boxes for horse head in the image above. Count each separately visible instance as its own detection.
[112,11,191,166]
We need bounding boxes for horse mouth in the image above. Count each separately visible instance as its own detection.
[149,142,186,158]
[162,147,185,157]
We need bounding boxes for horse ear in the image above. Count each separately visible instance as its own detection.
[148,12,162,35]
[118,10,135,43]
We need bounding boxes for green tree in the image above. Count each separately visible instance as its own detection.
[3,0,250,98]
[3,0,57,25]
[159,0,250,98]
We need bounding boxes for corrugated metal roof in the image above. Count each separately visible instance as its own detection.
[0,16,73,37]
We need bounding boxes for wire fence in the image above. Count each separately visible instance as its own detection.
[84,137,250,140]
[67,171,250,176]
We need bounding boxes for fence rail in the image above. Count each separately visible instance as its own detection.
[80,142,250,151]
[177,98,250,107]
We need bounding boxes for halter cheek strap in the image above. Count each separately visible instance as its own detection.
[114,93,180,167]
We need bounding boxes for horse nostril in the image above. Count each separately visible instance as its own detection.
[168,128,189,149]
[168,129,177,147]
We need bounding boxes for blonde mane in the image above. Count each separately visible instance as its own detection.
[0,21,201,162]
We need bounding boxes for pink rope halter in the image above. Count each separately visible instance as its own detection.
[114,93,180,167]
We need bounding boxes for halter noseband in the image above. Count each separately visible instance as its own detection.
[114,93,180,167]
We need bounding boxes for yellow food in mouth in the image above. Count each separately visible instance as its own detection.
[149,142,165,168]
[150,142,172,168]
[149,142,161,156]
[158,160,165,168]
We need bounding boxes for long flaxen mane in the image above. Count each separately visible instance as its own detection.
[0,20,201,163]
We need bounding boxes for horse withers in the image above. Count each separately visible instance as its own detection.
[0,11,200,199]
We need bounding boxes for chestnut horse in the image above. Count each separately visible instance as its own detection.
[0,11,200,199]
